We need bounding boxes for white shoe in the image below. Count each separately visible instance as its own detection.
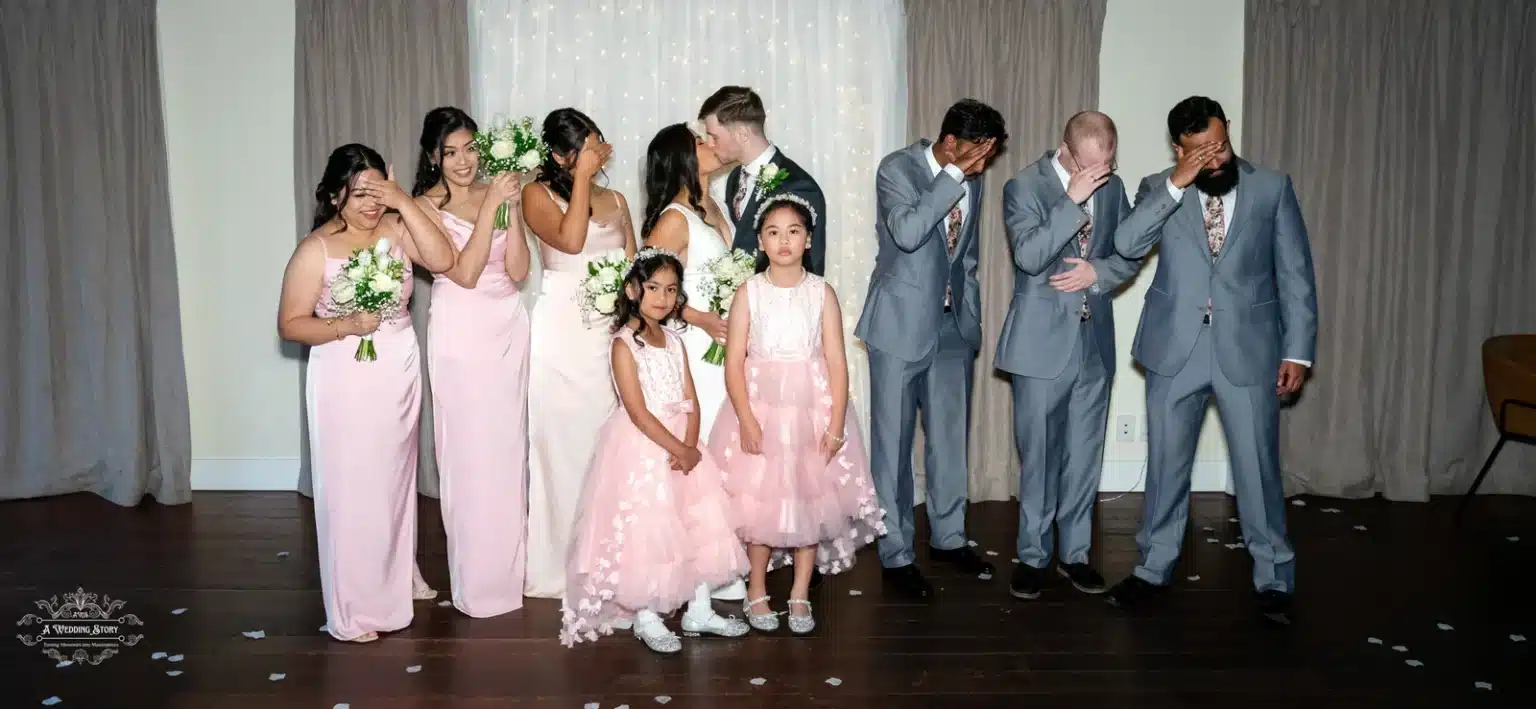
[786,599,815,635]
[711,578,747,601]
[681,610,750,638]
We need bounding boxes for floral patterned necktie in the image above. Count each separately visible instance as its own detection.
[1204,194,1226,321]
[732,171,752,220]
[1076,216,1093,320]
[943,205,962,307]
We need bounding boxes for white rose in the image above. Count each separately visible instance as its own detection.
[760,165,781,181]
[373,238,390,254]
[593,292,618,314]
[490,140,515,160]
[374,252,392,270]
[331,282,356,305]
[356,250,373,267]
[719,292,735,313]
[596,266,618,283]
[346,266,365,280]
[369,273,398,294]
[516,150,542,172]
[585,276,606,294]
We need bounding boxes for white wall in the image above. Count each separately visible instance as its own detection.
[160,0,1245,492]
[1098,0,1245,492]
[160,0,302,490]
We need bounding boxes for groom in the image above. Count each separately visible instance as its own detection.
[857,99,1007,600]
[699,86,829,274]
[1107,96,1317,625]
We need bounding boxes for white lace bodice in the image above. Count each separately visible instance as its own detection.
[745,272,826,361]
[614,327,689,416]
[667,203,730,311]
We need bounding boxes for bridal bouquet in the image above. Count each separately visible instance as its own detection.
[577,249,631,324]
[696,249,756,365]
[326,239,407,361]
[474,115,547,229]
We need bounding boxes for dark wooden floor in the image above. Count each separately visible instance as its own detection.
[1,492,1532,708]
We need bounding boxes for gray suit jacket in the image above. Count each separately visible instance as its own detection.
[995,153,1140,379]
[855,139,984,363]
[1114,159,1318,387]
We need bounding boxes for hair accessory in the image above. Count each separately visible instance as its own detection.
[752,193,818,230]
[625,245,681,278]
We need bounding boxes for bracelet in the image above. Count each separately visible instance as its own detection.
[326,317,341,341]
[826,432,846,444]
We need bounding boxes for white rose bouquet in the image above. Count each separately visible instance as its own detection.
[696,248,756,365]
[577,249,632,326]
[326,238,408,361]
[473,115,547,229]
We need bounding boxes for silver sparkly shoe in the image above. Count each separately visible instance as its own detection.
[743,596,779,632]
[633,616,682,654]
[786,599,815,635]
[681,610,750,638]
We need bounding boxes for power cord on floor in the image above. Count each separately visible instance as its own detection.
[1097,456,1148,503]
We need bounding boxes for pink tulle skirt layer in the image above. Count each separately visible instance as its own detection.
[708,357,887,575]
[560,406,748,647]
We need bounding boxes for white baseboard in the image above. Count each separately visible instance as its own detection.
[191,457,301,491]
[1100,458,1230,493]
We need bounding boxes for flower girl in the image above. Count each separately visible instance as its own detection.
[560,248,750,654]
[709,194,887,635]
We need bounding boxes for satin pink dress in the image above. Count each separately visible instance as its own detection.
[307,238,419,641]
[427,211,530,617]
[524,186,629,599]
[708,273,887,575]
[560,328,747,647]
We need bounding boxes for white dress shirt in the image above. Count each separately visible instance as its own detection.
[924,144,969,225]
[734,144,779,203]
[1165,178,1311,368]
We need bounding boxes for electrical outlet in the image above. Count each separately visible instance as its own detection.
[1115,415,1136,442]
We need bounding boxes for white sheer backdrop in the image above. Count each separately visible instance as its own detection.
[469,0,906,437]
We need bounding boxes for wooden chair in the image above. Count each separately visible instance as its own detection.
[1457,334,1536,520]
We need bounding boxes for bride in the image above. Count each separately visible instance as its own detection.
[638,121,747,602]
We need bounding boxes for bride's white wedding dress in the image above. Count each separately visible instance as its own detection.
[665,202,730,437]
[660,201,748,602]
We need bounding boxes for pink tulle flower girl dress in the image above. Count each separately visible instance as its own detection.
[708,270,888,630]
[560,324,750,653]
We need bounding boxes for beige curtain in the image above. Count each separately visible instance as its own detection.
[1244,0,1536,501]
[0,0,192,506]
[906,0,1107,502]
[293,0,471,498]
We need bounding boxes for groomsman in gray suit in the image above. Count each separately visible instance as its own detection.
[996,112,1141,600]
[856,99,1007,600]
[1106,96,1317,625]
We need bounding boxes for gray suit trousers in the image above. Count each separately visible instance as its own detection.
[1133,327,1296,593]
[1011,322,1109,568]
[866,316,975,568]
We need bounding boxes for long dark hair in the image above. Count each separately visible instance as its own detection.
[611,250,687,344]
[752,199,818,274]
[640,124,706,238]
[536,107,604,216]
[412,106,479,207]
[311,143,387,232]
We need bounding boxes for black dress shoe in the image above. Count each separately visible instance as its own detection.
[929,546,996,576]
[881,564,934,600]
[1056,562,1108,595]
[1009,563,1047,600]
[1105,575,1168,610]
[1255,590,1293,625]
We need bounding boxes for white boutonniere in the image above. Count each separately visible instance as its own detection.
[756,164,788,195]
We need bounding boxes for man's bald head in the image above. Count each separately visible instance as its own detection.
[1060,111,1117,172]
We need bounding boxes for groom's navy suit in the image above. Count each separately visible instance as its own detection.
[722,146,828,274]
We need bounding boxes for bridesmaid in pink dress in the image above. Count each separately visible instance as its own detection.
[277,144,456,643]
[520,109,638,599]
[409,107,532,617]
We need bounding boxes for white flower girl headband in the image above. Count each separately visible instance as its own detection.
[626,246,681,278]
[753,193,819,230]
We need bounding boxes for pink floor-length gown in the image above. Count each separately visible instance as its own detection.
[524,185,629,598]
[306,238,419,641]
[427,211,530,617]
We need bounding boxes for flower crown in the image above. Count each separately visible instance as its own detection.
[753,193,818,230]
[626,246,681,278]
